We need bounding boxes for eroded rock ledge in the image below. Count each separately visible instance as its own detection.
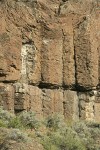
[0,0,100,122]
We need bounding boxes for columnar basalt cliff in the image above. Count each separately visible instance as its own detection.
[0,0,100,122]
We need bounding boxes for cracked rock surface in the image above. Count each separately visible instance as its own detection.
[0,0,100,122]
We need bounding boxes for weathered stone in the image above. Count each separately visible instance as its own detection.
[61,19,75,87]
[14,83,30,111]
[0,0,100,122]
[42,89,63,117]
[94,103,100,123]
[63,90,79,121]
[29,86,43,118]
[59,0,99,16]
[21,43,41,84]
[41,25,63,86]
[0,83,14,112]
[78,92,95,121]
[74,16,99,90]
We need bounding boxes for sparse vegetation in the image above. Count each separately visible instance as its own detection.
[19,111,40,130]
[0,107,100,150]
[0,107,40,130]
[44,114,65,131]
[41,115,100,150]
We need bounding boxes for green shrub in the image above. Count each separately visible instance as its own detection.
[7,129,31,143]
[44,114,65,131]
[0,108,40,130]
[0,107,15,128]
[0,107,14,122]
[19,111,40,130]
[0,128,7,147]
[0,119,8,128]
[42,116,100,150]
[0,108,99,150]
[42,116,86,150]
[42,127,86,150]
[72,121,100,150]
[8,117,24,129]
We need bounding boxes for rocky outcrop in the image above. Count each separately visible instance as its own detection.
[0,0,100,122]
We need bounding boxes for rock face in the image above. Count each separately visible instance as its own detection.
[0,0,100,122]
